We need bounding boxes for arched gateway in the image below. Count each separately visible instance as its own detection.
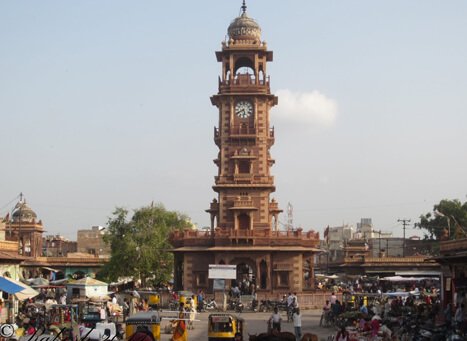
[170,2,320,295]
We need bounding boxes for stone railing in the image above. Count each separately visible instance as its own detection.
[344,256,432,264]
[171,228,320,248]
[213,291,342,310]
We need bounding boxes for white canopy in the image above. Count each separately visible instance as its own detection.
[381,275,439,282]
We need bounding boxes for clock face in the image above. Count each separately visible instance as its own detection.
[235,101,253,119]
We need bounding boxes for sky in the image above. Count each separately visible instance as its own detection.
[1,1,466,240]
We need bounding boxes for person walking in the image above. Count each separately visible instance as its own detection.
[320,300,331,327]
[269,306,282,332]
[292,307,302,341]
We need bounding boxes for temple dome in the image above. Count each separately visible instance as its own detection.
[227,11,261,42]
[12,200,37,223]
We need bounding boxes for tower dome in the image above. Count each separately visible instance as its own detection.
[227,2,261,43]
[12,199,37,223]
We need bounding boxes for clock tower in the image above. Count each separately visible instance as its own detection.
[171,2,320,296]
[208,1,281,234]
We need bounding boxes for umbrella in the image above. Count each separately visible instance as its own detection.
[0,276,39,300]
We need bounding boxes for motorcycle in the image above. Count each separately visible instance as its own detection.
[205,298,219,311]
[259,299,273,312]
[228,298,244,313]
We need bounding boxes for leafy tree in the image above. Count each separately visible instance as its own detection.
[417,199,467,240]
[98,203,190,287]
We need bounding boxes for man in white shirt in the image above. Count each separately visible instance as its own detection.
[287,292,294,307]
[269,307,282,332]
[330,292,337,305]
[292,307,302,341]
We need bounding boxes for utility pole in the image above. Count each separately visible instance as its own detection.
[377,230,382,255]
[398,218,411,257]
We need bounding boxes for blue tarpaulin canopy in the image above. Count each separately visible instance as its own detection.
[0,276,25,294]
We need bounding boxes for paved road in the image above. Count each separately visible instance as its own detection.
[159,309,337,340]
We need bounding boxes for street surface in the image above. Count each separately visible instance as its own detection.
[159,309,335,340]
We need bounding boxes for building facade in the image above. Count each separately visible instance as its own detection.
[77,226,110,257]
[171,4,320,294]
[43,235,78,257]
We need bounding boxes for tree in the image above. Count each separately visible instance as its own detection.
[417,199,467,240]
[98,203,190,287]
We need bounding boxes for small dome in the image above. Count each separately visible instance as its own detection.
[12,200,37,223]
[228,11,261,42]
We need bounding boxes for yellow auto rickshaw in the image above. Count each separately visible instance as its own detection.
[178,290,196,310]
[208,313,245,341]
[136,290,161,308]
[342,292,382,310]
[125,311,161,341]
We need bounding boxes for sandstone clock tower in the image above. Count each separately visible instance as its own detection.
[171,2,320,295]
[208,1,281,235]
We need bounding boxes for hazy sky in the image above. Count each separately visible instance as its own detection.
[1,1,466,240]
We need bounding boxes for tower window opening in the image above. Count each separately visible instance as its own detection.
[258,69,265,84]
[234,57,254,73]
[238,160,250,174]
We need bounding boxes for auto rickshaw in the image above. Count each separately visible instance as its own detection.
[178,290,196,310]
[135,290,161,309]
[342,291,382,310]
[125,311,161,341]
[208,313,245,341]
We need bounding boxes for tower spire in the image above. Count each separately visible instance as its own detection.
[241,0,247,14]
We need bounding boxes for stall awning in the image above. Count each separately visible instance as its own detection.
[0,276,24,294]
[42,266,60,272]
[0,276,39,300]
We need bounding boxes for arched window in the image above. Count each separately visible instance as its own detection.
[234,57,254,74]
[234,57,256,84]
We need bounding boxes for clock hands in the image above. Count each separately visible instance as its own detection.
[235,102,251,118]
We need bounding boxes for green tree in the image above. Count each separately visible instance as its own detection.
[98,203,190,287]
[417,199,467,240]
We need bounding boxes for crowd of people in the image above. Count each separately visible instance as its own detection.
[317,286,467,340]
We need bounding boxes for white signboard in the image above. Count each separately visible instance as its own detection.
[209,264,236,279]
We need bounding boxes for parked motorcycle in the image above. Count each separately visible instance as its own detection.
[259,299,273,312]
[205,298,219,311]
[228,298,243,313]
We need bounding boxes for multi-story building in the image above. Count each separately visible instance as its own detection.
[43,235,77,257]
[77,226,110,257]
